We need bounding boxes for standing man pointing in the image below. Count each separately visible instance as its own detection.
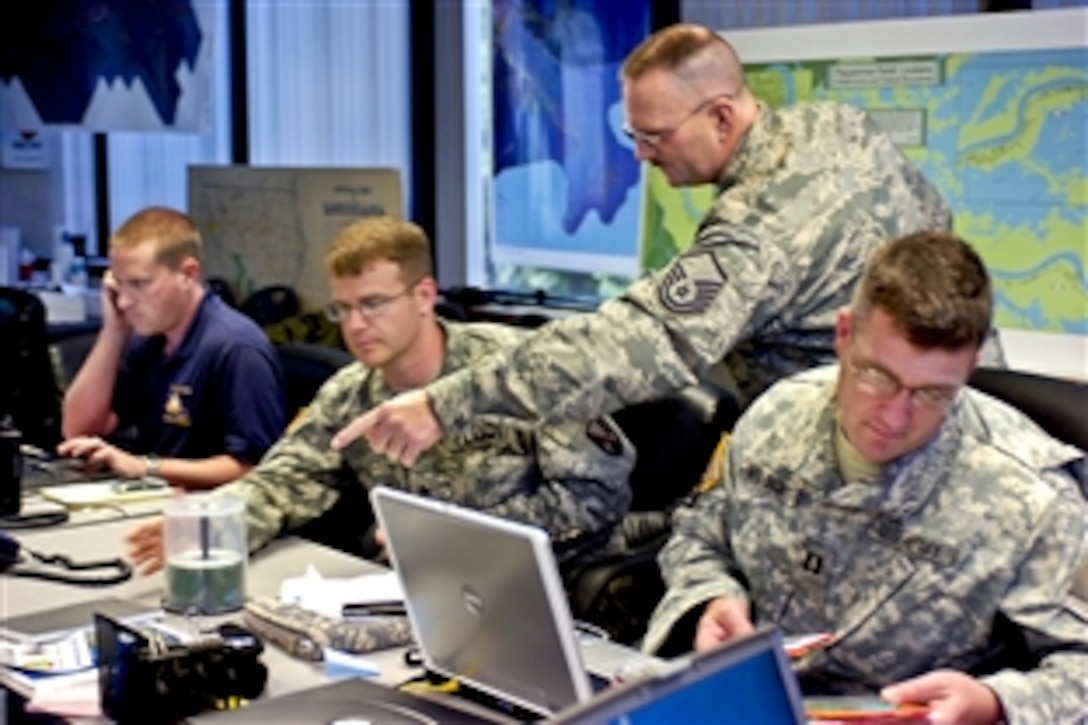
[334,23,1000,465]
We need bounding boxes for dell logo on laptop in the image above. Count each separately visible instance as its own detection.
[461,584,486,617]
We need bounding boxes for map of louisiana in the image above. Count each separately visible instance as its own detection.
[643,48,1087,335]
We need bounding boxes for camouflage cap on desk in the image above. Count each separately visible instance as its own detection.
[243,597,412,662]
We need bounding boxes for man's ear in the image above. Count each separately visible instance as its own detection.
[415,276,438,311]
[834,307,852,360]
[714,98,734,140]
[179,257,202,284]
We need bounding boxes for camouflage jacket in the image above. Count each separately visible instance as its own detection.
[645,367,1087,724]
[214,321,634,557]
[426,101,957,431]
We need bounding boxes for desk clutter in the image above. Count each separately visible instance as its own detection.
[0,598,267,721]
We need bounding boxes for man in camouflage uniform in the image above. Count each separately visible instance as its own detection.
[126,217,634,572]
[643,231,1087,724]
[331,23,1002,468]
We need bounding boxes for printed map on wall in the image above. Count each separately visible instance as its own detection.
[643,47,1087,335]
[489,0,649,276]
[188,166,402,310]
[0,0,214,131]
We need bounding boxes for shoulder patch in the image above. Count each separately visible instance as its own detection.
[657,250,727,314]
[586,417,623,456]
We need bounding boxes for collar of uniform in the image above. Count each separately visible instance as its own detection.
[716,101,786,190]
[167,291,219,360]
[877,398,966,519]
[364,318,463,403]
[435,318,472,378]
[741,369,840,498]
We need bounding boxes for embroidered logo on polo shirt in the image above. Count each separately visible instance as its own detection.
[163,384,193,427]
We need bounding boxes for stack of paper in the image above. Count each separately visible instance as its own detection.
[278,564,404,619]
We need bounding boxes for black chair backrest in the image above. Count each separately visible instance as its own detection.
[0,287,62,449]
[611,382,741,512]
[49,330,98,391]
[240,285,302,328]
[207,277,237,308]
[968,367,1088,451]
[274,342,354,416]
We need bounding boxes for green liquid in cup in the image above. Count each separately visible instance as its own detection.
[165,549,245,615]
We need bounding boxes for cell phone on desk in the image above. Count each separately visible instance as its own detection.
[805,695,930,722]
[341,600,407,619]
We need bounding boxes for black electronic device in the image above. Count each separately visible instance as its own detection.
[0,420,22,517]
[96,614,268,724]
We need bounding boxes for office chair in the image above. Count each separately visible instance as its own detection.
[967,366,1087,451]
[207,277,238,307]
[566,382,741,645]
[0,287,63,451]
[49,330,98,391]
[240,285,302,328]
[274,342,354,419]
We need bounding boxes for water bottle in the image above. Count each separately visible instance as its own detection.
[68,254,88,287]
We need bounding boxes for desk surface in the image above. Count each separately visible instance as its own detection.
[1,517,419,714]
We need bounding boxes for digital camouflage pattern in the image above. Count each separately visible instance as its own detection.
[645,367,1088,724]
[243,596,411,661]
[426,101,981,432]
[213,320,634,558]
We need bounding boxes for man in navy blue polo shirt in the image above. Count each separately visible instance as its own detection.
[59,206,286,489]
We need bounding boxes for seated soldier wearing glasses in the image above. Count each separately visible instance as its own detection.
[126,216,634,572]
[643,231,1087,724]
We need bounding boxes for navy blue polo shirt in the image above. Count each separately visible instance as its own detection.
[112,293,286,463]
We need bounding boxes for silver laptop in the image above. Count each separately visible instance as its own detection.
[550,626,806,724]
[370,485,664,718]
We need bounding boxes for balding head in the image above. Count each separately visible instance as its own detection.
[621,23,746,100]
[620,24,758,186]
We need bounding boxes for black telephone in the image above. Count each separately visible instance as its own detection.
[0,529,131,585]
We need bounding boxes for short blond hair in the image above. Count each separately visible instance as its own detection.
[324,216,432,283]
[110,206,202,269]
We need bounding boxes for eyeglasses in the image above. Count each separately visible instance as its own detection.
[325,283,417,323]
[622,94,725,148]
[849,358,960,412]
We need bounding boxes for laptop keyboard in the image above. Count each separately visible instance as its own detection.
[22,458,117,489]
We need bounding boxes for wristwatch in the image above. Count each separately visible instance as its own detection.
[143,454,162,479]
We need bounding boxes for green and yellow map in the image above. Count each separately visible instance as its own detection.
[641,48,1087,334]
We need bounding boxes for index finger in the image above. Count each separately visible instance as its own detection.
[330,408,380,451]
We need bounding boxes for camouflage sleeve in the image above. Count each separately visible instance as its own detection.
[482,416,635,550]
[641,451,752,654]
[212,388,349,553]
[977,480,1088,724]
[427,228,787,432]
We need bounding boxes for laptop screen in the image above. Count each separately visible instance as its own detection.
[553,627,805,724]
[369,485,594,717]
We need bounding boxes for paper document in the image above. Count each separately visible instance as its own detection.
[0,631,94,675]
[279,565,404,618]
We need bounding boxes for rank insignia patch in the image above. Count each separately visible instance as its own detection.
[658,250,727,314]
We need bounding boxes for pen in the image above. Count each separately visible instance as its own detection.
[341,601,407,618]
